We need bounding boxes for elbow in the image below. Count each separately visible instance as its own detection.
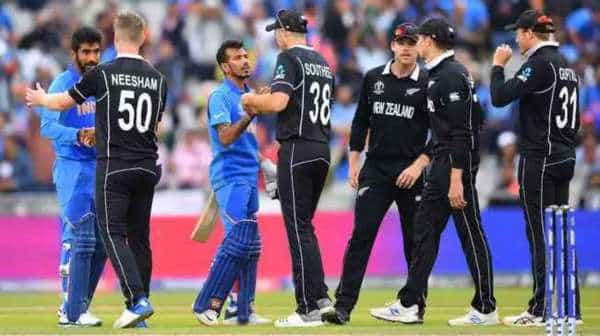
[490,92,506,108]
[268,93,289,113]
[218,134,234,146]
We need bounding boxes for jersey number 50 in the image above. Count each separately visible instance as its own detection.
[308,82,331,125]
[556,86,577,130]
[118,90,153,133]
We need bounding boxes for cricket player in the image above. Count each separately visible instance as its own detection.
[241,9,336,327]
[490,10,582,326]
[27,11,166,328]
[38,26,106,327]
[192,40,275,326]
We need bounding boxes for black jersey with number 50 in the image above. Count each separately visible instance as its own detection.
[270,45,334,143]
[68,55,167,162]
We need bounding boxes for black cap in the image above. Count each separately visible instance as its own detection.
[505,10,555,33]
[265,10,308,33]
[415,18,455,45]
[393,23,418,42]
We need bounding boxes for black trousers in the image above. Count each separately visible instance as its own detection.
[518,152,581,318]
[335,158,423,313]
[277,139,330,314]
[400,152,496,314]
[96,159,160,307]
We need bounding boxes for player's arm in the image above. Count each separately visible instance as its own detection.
[208,92,253,146]
[216,117,254,146]
[347,74,371,189]
[38,78,80,145]
[26,83,76,110]
[241,53,296,115]
[440,73,471,208]
[490,45,548,107]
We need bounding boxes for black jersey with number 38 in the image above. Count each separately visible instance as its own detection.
[68,54,167,162]
[491,42,580,157]
[270,45,334,143]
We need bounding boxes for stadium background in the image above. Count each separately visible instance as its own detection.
[0,0,599,293]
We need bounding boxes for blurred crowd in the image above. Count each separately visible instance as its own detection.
[0,0,599,208]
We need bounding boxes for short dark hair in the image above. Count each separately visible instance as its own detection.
[71,26,102,51]
[216,40,244,65]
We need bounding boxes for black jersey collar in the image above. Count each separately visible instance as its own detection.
[525,41,559,59]
[382,60,420,81]
[116,53,145,60]
[425,50,454,70]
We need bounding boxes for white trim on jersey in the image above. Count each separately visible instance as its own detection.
[296,57,306,137]
[547,63,558,156]
[107,167,157,177]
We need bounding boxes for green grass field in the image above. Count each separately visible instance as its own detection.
[1,288,599,335]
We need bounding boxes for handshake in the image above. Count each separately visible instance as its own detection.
[78,127,95,148]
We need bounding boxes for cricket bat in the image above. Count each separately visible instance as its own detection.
[190,191,219,243]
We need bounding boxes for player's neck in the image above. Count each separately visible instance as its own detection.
[284,37,307,50]
[391,61,416,78]
[227,76,246,90]
[116,43,142,57]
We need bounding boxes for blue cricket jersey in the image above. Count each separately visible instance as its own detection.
[208,78,259,190]
[38,65,96,161]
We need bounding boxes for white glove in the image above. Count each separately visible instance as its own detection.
[261,159,278,199]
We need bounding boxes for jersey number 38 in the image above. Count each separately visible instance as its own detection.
[308,82,331,125]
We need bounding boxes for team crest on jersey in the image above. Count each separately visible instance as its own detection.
[373,80,385,95]
[406,88,421,96]
[274,64,286,80]
[517,67,532,82]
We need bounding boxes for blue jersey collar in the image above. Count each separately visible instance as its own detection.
[67,64,81,76]
[224,78,250,94]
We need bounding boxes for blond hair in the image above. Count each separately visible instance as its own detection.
[113,10,146,44]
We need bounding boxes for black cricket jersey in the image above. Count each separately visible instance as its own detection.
[270,45,334,144]
[69,54,167,162]
[349,60,431,163]
[490,42,580,158]
[425,51,483,169]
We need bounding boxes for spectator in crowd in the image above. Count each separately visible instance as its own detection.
[171,127,212,189]
[565,1,600,63]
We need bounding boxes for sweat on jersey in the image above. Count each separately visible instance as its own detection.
[270,45,334,144]
[490,42,580,157]
[207,78,259,190]
[38,64,96,161]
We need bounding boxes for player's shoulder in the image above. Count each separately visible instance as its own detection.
[365,64,386,79]
[208,84,231,104]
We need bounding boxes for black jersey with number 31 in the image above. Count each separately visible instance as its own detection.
[270,45,334,143]
[491,43,580,157]
[68,54,167,162]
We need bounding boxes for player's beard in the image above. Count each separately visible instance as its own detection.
[76,59,98,73]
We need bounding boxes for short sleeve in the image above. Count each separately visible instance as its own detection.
[208,91,231,127]
[68,66,99,104]
[270,52,297,95]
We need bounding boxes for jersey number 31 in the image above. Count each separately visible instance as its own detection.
[308,82,331,125]
[556,86,577,130]
[118,90,153,133]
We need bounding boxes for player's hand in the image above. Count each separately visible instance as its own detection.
[256,86,271,95]
[396,162,423,189]
[78,127,95,147]
[348,162,360,189]
[493,44,513,67]
[25,82,46,107]
[261,159,278,199]
[448,177,467,209]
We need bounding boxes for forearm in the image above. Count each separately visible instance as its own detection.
[246,93,287,114]
[42,92,76,111]
[218,115,254,146]
[450,167,463,182]
[412,153,430,169]
[40,120,79,144]
[349,151,361,168]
